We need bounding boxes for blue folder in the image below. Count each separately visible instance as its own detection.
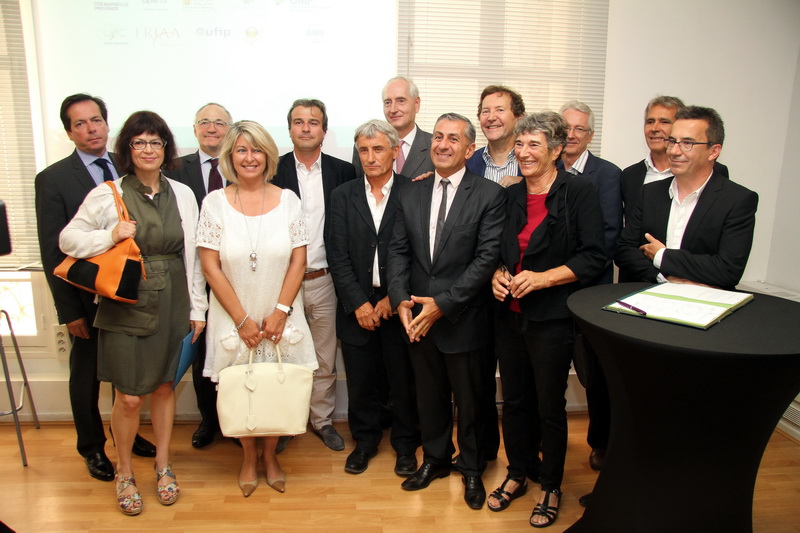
[173,330,199,390]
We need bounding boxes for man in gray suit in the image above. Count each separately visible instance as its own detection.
[168,102,232,448]
[353,77,435,179]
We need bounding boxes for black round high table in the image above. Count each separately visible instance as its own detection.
[566,283,800,533]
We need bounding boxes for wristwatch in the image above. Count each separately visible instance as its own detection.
[276,303,293,316]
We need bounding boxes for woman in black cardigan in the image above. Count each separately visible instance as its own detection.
[487,111,605,528]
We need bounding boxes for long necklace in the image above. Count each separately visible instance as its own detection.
[235,185,266,271]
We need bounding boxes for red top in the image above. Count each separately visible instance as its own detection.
[510,193,548,313]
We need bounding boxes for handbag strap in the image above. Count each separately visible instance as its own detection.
[105,181,131,223]
[246,344,285,370]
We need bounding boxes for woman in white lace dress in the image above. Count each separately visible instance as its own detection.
[196,120,317,497]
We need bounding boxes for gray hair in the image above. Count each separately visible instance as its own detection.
[195,102,232,123]
[559,100,595,131]
[353,119,400,148]
[515,111,569,152]
[434,112,476,144]
[644,95,685,119]
[382,76,420,100]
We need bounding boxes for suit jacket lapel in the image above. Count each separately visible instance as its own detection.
[432,172,473,264]
[681,173,723,248]
[420,177,434,267]
[352,179,377,234]
[404,127,429,178]
[70,150,101,194]
[377,173,402,234]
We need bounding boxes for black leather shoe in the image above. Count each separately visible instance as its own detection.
[579,492,592,507]
[313,425,345,451]
[344,449,377,474]
[401,461,450,491]
[463,475,486,510]
[132,434,157,457]
[589,448,606,471]
[192,422,216,449]
[394,454,418,476]
[85,450,114,481]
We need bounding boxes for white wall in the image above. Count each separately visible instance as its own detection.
[602,0,800,284]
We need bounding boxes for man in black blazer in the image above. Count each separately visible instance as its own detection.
[272,98,357,452]
[615,106,758,290]
[328,120,420,476]
[352,77,435,180]
[34,93,155,482]
[167,102,232,448]
[387,113,505,509]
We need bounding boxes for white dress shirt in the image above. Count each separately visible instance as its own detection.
[396,126,418,173]
[365,175,394,286]
[429,167,466,260]
[643,153,673,186]
[294,153,328,270]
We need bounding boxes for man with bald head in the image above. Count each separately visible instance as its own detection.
[168,102,232,448]
[353,77,435,179]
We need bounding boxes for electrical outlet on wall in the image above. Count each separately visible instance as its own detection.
[53,324,71,359]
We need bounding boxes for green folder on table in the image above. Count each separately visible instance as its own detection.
[603,283,753,329]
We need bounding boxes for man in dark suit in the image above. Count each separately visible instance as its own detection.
[272,98,357,451]
[34,93,155,482]
[387,113,505,510]
[615,105,758,290]
[328,120,420,476]
[352,77,435,180]
[621,95,730,227]
[167,102,232,448]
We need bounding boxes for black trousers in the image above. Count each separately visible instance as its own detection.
[341,315,420,455]
[584,339,611,450]
[190,332,219,428]
[496,310,573,490]
[410,336,486,477]
[70,328,106,457]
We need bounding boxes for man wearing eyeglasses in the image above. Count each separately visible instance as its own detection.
[167,102,232,448]
[615,106,758,290]
[35,93,156,482]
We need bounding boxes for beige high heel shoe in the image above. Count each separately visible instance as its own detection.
[267,472,285,493]
[239,477,258,497]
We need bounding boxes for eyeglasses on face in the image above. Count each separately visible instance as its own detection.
[195,120,230,129]
[130,139,167,150]
[665,138,715,152]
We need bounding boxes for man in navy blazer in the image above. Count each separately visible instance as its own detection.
[352,77,435,180]
[272,98,357,452]
[615,106,757,290]
[327,120,420,477]
[387,113,505,509]
[35,93,154,482]
[167,102,232,449]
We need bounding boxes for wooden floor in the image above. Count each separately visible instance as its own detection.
[1,415,799,532]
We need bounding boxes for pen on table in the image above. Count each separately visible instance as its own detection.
[615,300,647,316]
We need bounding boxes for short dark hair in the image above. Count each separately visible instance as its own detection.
[60,93,108,132]
[477,85,525,118]
[286,98,328,132]
[113,111,178,175]
[434,113,476,144]
[675,105,725,145]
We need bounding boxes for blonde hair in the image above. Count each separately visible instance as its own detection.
[218,120,279,183]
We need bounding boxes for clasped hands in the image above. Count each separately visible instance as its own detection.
[492,267,551,301]
[396,296,443,342]
[355,296,393,331]
[237,310,288,349]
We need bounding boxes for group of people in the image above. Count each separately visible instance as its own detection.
[34,76,758,528]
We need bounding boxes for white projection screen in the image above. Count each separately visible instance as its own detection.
[29,0,398,162]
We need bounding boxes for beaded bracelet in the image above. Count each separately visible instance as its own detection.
[235,313,249,331]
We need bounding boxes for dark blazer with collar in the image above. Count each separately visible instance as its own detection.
[274,151,356,212]
[500,171,606,321]
[351,126,435,180]
[387,169,505,354]
[614,170,758,290]
[465,146,524,179]
[621,159,730,223]
[168,151,206,208]
[35,150,111,324]
[558,151,622,285]
[327,173,410,345]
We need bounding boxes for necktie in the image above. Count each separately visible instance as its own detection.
[208,158,223,192]
[395,140,407,175]
[94,158,114,182]
[433,178,450,256]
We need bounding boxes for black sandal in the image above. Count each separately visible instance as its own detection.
[487,476,528,512]
[530,488,561,528]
